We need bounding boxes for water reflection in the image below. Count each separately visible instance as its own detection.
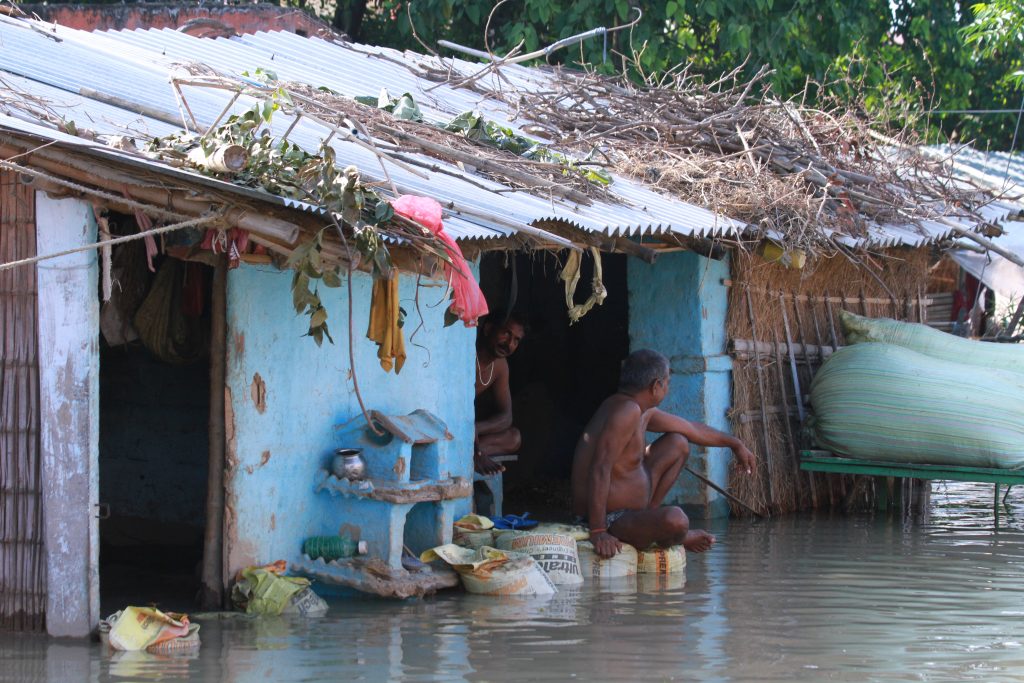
[4,482,1024,682]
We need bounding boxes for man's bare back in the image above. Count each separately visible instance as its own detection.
[570,350,756,559]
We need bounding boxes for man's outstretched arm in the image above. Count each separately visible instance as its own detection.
[647,409,755,474]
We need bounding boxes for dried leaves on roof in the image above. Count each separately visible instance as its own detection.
[444,61,1006,254]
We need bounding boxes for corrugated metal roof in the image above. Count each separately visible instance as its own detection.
[0,16,1002,249]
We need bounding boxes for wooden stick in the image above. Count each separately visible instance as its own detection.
[779,293,805,424]
[790,289,819,508]
[823,289,840,351]
[745,287,775,509]
[201,255,227,609]
[683,465,768,518]
[771,326,804,504]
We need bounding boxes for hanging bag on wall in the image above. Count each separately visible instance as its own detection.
[133,259,206,364]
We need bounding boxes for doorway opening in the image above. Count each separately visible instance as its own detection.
[98,213,212,614]
[478,250,629,520]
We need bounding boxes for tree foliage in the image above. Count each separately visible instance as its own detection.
[313,0,1021,151]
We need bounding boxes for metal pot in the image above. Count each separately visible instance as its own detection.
[332,448,367,481]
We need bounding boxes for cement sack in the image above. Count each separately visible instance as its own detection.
[453,514,495,549]
[494,524,588,545]
[810,342,1024,468]
[840,310,1024,374]
[420,544,556,596]
[637,546,686,575]
[103,607,200,652]
[577,541,638,579]
[496,532,584,585]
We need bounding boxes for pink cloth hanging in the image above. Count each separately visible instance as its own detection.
[391,195,488,327]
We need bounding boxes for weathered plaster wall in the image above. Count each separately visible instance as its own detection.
[628,251,732,518]
[36,195,99,636]
[223,265,476,579]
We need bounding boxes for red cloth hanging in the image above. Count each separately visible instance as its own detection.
[391,195,488,327]
[202,227,250,269]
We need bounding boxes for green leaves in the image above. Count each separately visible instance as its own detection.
[356,88,424,122]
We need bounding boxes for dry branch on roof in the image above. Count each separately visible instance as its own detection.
[279,81,613,204]
[444,60,1004,254]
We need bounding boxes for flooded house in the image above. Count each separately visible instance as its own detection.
[1,12,1017,639]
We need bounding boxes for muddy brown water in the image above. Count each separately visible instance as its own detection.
[4,482,1024,682]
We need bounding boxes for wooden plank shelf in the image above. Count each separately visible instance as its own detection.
[314,470,472,504]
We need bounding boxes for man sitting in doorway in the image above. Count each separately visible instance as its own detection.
[571,349,756,558]
[474,310,526,475]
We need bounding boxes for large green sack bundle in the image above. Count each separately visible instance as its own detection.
[810,342,1024,469]
[839,310,1024,374]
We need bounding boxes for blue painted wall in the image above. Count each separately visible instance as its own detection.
[628,251,733,518]
[224,264,476,574]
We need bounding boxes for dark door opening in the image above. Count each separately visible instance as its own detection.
[479,250,629,520]
[98,220,212,614]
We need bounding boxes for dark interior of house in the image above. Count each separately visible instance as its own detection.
[478,250,630,520]
[97,215,211,612]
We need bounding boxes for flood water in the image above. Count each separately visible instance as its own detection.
[5,482,1024,682]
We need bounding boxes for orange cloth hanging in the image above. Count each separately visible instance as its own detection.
[367,273,406,373]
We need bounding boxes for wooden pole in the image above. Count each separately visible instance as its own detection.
[201,256,227,609]
[744,288,775,510]
[771,327,804,505]
[790,290,819,508]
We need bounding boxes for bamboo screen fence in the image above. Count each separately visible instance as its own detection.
[726,249,932,515]
[1,169,45,631]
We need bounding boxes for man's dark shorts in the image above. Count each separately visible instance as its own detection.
[573,509,629,530]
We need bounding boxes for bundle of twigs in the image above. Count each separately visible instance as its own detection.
[280,81,612,205]
[449,60,1005,253]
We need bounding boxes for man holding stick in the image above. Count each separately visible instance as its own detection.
[571,349,756,558]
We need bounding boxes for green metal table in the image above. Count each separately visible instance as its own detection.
[800,450,1024,512]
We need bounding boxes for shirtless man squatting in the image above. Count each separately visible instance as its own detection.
[571,349,757,558]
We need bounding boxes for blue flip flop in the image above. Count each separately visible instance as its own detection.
[490,512,538,530]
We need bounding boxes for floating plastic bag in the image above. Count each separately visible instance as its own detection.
[391,195,488,326]
[637,546,686,575]
[281,586,329,616]
[420,544,556,596]
[577,541,638,579]
[231,561,311,616]
[496,532,583,585]
[103,606,200,652]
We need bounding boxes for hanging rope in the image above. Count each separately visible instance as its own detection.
[0,159,194,222]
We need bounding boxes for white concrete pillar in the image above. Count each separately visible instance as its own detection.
[36,195,99,637]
